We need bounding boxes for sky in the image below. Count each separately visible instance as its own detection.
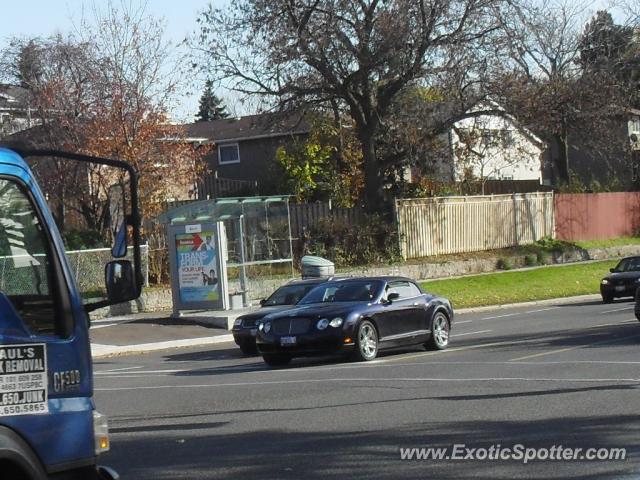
[0,0,624,122]
[0,0,226,122]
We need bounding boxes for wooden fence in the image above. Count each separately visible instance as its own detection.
[479,180,552,195]
[289,202,365,239]
[555,192,640,241]
[396,192,554,259]
[197,174,258,199]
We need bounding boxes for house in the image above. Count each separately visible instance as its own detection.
[183,112,310,196]
[448,103,639,190]
[449,104,544,183]
[540,118,635,189]
[538,108,640,189]
[0,84,35,138]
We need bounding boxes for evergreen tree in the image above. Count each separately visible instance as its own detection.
[195,80,229,121]
[579,11,638,83]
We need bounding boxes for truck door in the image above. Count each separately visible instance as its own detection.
[0,170,96,471]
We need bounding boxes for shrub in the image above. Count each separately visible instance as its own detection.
[496,257,513,270]
[62,229,107,250]
[304,214,402,266]
[536,250,550,265]
[147,226,169,285]
[524,254,537,267]
[534,236,575,254]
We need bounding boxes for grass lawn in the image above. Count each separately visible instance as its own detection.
[420,260,617,309]
[574,237,640,249]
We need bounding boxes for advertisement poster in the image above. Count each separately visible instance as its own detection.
[0,344,48,417]
[176,231,220,303]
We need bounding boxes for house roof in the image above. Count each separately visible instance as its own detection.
[458,99,545,148]
[182,111,310,144]
[0,84,30,110]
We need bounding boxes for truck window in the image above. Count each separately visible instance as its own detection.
[0,178,62,336]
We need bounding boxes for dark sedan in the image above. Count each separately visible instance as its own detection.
[256,276,453,366]
[600,256,640,303]
[231,278,330,354]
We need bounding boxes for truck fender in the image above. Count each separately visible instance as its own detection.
[0,426,47,480]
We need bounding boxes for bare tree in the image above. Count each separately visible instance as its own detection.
[193,0,508,211]
[613,0,640,27]
[494,0,586,183]
[1,35,101,230]
[1,2,206,238]
[495,0,632,184]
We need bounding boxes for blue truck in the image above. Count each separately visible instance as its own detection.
[0,146,144,479]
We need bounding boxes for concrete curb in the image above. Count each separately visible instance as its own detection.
[455,294,603,314]
[91,334,235,359]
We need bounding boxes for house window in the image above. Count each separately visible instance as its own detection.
[218,143,240,165]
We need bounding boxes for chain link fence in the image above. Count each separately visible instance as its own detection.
[226,260,295,304]
[0,245,149,297]
[65,245,149,295]
[0,254,50,296]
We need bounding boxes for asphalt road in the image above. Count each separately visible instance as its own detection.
[94,298,640,479]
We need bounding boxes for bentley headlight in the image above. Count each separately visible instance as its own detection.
[317,318,329,330]
[601,279,609,285]
[233,318,243,327]
[329,317,343,328]
[262,322,271,333]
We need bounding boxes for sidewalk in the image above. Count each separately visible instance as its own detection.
[89,310,242,359]
[88,294,605,359]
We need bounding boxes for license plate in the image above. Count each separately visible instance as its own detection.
[280,336,297,346]
[250,329,257,337]
[615,286,625,292]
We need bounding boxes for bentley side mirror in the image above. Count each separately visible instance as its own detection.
[609,268,615,273]
[387,292,400,303]
[259,299,266,306]
[105,260,135,303]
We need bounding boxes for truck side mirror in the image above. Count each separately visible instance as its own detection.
[105,260,135,303]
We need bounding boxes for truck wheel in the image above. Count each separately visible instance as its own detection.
[0,462,30,480]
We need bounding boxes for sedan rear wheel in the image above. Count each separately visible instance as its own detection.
[427,312,450,350]
[353,320,378,361]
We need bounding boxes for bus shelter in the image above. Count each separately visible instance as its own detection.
[159,196,294,315]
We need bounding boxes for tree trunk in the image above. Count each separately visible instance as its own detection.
[551,133,570,184]
[330,99,344,173]
[358,126,385,214]
[55,188,66,234]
